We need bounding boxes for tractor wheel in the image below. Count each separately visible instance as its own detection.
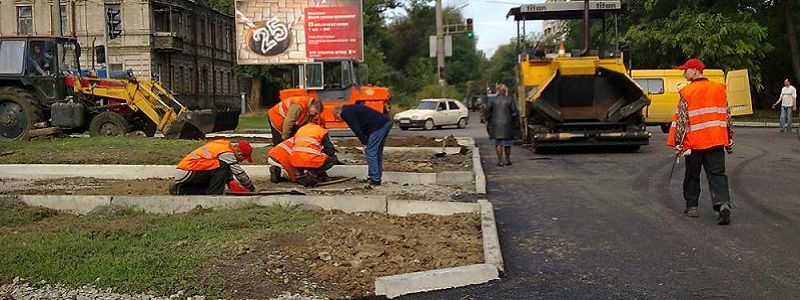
[89,112,131,137]
[141,120,157,137]
[423,119,435,131]
[0,87,42,141]
[457,118,467,129]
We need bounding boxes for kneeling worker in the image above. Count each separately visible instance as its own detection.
[268,122,339,187]
[332,105,391,187]
[171,139,256,195]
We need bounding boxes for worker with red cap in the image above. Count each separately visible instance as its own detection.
[170,139,257,195]
[667,58,734,225]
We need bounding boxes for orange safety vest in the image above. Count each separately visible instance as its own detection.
[176,139,234,171]
[268,95,315,136]
[267,138,298,181]
[289,123,329,169]
[667,78,730,150]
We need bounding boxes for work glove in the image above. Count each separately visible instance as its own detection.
[725,139,734,154]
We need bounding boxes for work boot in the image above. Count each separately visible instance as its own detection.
[296,173,319,188]
[168,183,180,195]
[718,204,731,225]
[684,206,699,218]
[270,166,282,183]
[505,159,512,166]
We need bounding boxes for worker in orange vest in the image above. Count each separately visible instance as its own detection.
[268,122,339,187]
[667,58,734,225]
[266,137,299,182]
[267,96,321,182]
[170,139,256,195]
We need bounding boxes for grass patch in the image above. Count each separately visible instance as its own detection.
[0,137,204,165]
[237,110,270,130]
[0,198,319,297]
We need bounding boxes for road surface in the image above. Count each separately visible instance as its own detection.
[395,114,800,299]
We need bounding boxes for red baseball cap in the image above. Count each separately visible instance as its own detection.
[237,140,254,163]
[676,58,705,72]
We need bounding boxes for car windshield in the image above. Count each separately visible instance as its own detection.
[416,101,438,110]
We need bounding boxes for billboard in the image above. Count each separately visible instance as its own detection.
[234,0,363,65]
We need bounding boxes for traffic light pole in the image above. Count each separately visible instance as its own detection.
[103,7,110,79]
[435,0,445,87]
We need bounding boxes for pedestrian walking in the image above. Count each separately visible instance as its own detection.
[483,84,518,166]
[332,104,391,187]
[667,58,734,225]
[771,78,797,133]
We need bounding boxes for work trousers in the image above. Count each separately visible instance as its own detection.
[269,121,285,146]
[683,146,731,210]
[365,121,392,183]
[779,106,793,132]
[171,162,232,195]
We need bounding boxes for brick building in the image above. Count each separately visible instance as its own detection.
[0,0,238,109]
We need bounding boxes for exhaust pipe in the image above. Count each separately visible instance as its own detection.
[581,0,590,56]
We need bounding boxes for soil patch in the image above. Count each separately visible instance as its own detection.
[334,136,461,148]
[202,210,482,299]
[0,178,471,201]
[337,148,472,173]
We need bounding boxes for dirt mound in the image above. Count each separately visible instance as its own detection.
[334,136,461,148]
[204,211,482,299]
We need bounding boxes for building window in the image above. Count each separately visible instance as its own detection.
[199,18,206,45]
[60,5,68,36]
[17,6,33,35]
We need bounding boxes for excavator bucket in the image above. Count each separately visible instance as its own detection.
[164,109,241,139]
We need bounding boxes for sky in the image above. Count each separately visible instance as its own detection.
[450,0,545,57]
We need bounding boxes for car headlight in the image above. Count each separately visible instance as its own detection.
[411,115,420,120]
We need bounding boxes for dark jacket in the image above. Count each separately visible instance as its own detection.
[484,94,518,140]
[340,105,390,145]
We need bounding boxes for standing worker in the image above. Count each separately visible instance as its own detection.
[332,105,391,187]
[484,84,518,166]
[170,139,256,195]
[771,77,797,133]
[667,58,734,225]
[267,96,321,182]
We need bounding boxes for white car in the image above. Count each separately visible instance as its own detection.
[394,98,469,130]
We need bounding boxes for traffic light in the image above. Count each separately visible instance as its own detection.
[105,5,122,39]
[466,18,474,39]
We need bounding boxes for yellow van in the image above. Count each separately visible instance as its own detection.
[631,69,753,132]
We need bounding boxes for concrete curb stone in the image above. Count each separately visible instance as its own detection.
[386,200,480,217]
[478,200,504,274]
[472,146,486,194]
[374,263,499,298]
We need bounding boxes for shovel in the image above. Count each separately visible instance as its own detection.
[316,176,356,187]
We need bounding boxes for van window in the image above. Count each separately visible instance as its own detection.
[635,78,664,94]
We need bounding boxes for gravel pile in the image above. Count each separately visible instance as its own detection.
[0,278,325,300]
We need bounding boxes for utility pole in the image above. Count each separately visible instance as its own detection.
[435,0,445,87]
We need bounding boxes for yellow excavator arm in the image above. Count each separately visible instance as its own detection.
[69,76,234,138]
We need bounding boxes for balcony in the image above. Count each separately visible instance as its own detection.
[153,32,183,52]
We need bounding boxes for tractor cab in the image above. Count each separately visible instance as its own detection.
[0,36,80,103]
[280,59,390,129]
